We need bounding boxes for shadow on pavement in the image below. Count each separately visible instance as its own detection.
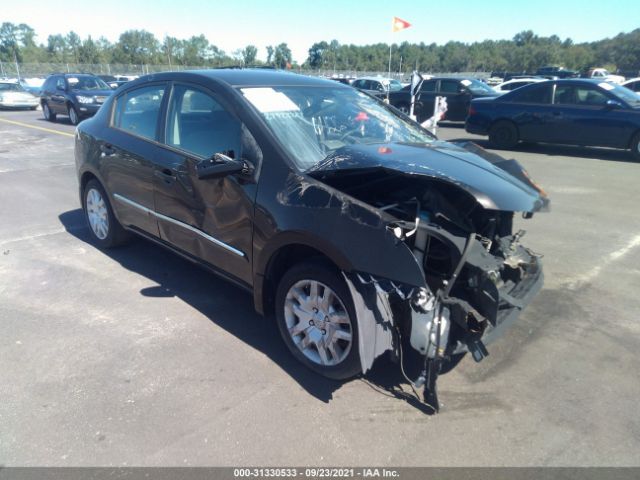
[449,137,636,163]
[36,116,74,126]
[59,208,437,410]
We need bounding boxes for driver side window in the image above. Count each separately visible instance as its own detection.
[166,85,242,159]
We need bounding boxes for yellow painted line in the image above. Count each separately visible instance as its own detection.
[0,118,75,138]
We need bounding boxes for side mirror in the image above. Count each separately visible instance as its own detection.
[605,99,622,109]
[196,152,253,180]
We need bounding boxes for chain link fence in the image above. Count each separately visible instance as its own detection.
[0,61,490,82]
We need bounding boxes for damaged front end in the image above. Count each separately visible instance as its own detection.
[308,142,548,411]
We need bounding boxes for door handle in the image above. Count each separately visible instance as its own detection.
[100,144,115,156]
[155,168,176,184]
[552,111,562,116]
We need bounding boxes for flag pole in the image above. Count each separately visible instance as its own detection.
[387,18,393,102]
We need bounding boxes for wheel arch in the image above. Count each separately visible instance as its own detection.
[490,117,519,133]
[627,128,640,149]
[254,234,354,315]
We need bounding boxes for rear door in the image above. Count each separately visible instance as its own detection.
[51,76,67,113]
[502,82,555,142]
[151,82,260,286]
[100,83,168,235]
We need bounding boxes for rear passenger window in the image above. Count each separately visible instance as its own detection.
[421,80,436,92]
[507,83,552,104]
[165,85,242,159]
[112,85,165,140]
[439,80,460,93]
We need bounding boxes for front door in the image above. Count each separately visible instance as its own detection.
[152,83,259,286]
[551,83,630,148]
[438,79,470,121]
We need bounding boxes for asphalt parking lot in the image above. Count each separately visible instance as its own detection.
[1,109,639,467]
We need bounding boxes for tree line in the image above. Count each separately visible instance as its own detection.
[1,22,639,75]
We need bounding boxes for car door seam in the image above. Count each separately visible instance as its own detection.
[112,193,245,257]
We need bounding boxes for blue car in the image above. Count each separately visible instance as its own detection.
[465,79,640,160]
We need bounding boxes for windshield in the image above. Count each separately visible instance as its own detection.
[241,86,435,170]
[465,79,496,95]
[606,82,640,107]
[0,83,24,92]
[67,76,109,91]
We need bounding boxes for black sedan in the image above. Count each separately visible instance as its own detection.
[466,79,640,160]
[389,77,500,122]
[75,69,548,409]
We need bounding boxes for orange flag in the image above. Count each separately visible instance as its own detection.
[392,17,411,32]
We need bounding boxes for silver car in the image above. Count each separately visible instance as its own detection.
[0,81,40,110]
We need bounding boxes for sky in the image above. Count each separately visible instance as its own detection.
[2,0,639,63]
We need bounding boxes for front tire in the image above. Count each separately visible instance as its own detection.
[83,179,130,248]
[42,102,56,122]
[275,261,361,380]
[68,104,80,125]
[630,132,640,162]
[489,120,519,149]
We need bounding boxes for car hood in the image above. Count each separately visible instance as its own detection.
[307,141,549,213]
[71,89,113,97]
[0,91,38,100]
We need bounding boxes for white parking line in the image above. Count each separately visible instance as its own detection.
[565,233,640,289]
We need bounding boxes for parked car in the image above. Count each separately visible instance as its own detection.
[40,73,113,125]
[0,81,40,109]
[535,66,579,78]
[389,77,500,122]
[466,78,640,160]
[585,68,625,84]
[74,69,547,407]
[351,76,403,96]
[493,77,545,93]
[622,77,640,92]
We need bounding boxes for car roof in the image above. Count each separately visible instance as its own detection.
[137,69,344,88]
[554,78,613,85]
[428,76,481,81]
[355,76,396,82]
[502,78,544,82]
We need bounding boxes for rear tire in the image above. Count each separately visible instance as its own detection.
[489,120,519,149]
[42,102,56,122]
[630,132,640,162]
[83,179,130,248]
[275,261,361,380]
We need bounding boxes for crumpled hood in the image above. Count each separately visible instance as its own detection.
[308,141,549,213]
